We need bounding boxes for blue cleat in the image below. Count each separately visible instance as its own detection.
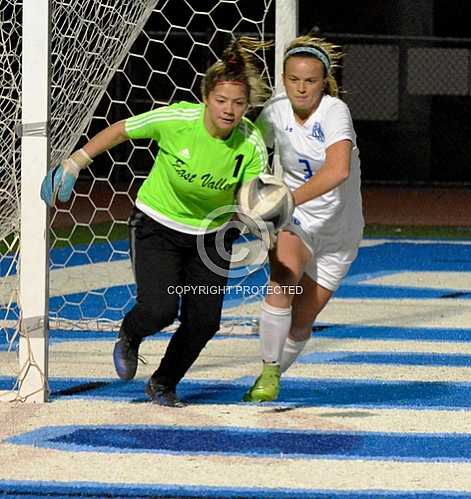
[145,377,185,408]
[113,327,142,380]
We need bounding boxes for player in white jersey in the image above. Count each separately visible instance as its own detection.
[244,35,364,402]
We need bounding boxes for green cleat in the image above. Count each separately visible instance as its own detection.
[243,363,281,402]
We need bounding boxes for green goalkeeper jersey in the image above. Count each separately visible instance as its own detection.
[125,101,268,233]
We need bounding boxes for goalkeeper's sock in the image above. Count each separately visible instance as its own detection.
[258,300,291,363]
[280,337,308,373]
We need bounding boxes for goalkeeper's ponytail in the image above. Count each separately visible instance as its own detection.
[201,37,273,107]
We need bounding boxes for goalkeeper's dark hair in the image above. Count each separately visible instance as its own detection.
[201,37,273,107]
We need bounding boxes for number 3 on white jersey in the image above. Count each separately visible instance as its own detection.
[298,158,313,180]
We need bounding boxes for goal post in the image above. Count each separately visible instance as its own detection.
[1,0,300,403]
[275,0,298,92]
[17,0,51,403]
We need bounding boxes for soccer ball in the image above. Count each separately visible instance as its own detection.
[236,173,294,231]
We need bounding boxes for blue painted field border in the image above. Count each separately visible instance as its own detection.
[4,324,471,349]
[7,424,471,463]
[335,284,471,299]
[313,325,471,343]
[298,350,471,367]
[0,480,470,499]
[2,376,471,410]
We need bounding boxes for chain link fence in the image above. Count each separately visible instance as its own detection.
[328,34,471,186]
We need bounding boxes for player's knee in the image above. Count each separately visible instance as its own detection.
[150,304,178,329]
[135,301,178,332]
[289,325,312,342]
[187,323,219,350]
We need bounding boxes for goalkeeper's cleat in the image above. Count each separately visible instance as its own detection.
[243,362,281,402]
[145,377,185,408]
[113,327,142,380]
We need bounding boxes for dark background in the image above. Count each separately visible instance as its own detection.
[83,0,471,188]
[299,0,471,186]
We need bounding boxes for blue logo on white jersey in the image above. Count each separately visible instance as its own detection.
[292,216,301,226]
[285,125,293,133]
[311,122,325,143]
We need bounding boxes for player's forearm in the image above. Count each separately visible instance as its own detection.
[82,120,129,159]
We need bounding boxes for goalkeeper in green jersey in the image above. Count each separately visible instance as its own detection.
[41,37,272,407]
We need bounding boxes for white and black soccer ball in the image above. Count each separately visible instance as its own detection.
[236,173,294,231]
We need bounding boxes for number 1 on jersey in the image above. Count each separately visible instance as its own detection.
[233,154,244,178]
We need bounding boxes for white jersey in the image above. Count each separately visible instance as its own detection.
[257,93,364,240]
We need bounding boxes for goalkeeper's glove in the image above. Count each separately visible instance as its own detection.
[40,149,92,207]
[238,213,278,250]
[262,220,278,250]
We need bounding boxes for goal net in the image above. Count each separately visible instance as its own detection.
[1,0,298,401]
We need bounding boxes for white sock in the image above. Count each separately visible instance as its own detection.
[258,301,291,363]
[280,337,308,373]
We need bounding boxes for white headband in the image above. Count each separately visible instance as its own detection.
[284,46,331,73]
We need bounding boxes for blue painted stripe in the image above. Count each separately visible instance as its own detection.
[314,325,471,343]
[44,266,267,321]
[0,481,469,499]
[0,236,260,277]
[4,324,471,350]
[5,240,471,319]
[4,240,471,277]
[0,330,259,349]
[1,376,471,410]
[349,242,471,275]
[49,240,129,269]
[335,284,471,299]
[44,281,471,317]
[299,351,471,367]
[8,424,471,462]
[43,240,471,274]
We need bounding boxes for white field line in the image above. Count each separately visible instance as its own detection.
[0,260,134,307]
[229,297,471,329]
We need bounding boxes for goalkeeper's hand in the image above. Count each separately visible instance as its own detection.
[40,149,92,207]
[239,213,278,250]
[263,220,278,250]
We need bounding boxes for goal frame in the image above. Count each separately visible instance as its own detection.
[16,0,50,403]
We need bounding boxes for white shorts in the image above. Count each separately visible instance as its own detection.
[285,210,363,292]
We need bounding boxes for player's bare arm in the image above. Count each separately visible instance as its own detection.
[82,120,129,159]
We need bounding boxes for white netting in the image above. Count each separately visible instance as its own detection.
[49,1,159,165]
[0,0,22,341]
[1,0,275,366]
